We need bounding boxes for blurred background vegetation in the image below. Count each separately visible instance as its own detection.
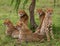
[0,0,60,46]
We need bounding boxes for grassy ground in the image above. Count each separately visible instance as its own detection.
[0,0,60,46]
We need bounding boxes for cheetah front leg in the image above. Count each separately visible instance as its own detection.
[49,27,54,39]
[45,28,50,41]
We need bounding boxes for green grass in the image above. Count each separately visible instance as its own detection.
[0,0,60,46]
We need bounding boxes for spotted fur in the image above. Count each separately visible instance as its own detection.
[18,10,28,25]
[4,19,19,38]
[16,21,43,42]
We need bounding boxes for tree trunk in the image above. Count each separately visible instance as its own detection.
[29,0,38,29]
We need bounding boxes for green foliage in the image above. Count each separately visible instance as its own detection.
[54,0,56,8]
[15,0,21,11]
[11,0,29,11]
[23,0,29,9]
[10,0,14,5]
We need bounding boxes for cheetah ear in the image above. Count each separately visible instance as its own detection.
[3,18,10,24]
[18,9,25,14]
[36,8,43,12]
[45,8,53,12]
